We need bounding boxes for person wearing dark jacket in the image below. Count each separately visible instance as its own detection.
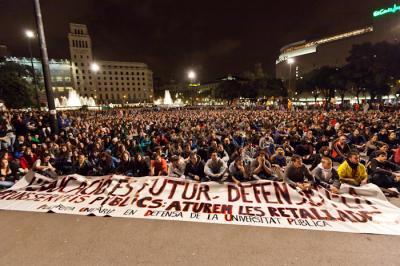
[312,157,340,193]
[369,151,400,192]
[132,153,150,177]
[116,151,134,176]
[73,153,93,176]
[284,155,315,192]
[184,152,206,182]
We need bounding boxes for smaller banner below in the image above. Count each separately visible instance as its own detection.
[0,172,400,235]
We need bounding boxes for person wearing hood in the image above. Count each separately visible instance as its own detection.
[337,151,368,186]
[312,157,340,193]
[185,152,206,182]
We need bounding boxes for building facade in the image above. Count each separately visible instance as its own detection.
[68,23,153,103]
[6,57,73,99]
[276,3,400,99]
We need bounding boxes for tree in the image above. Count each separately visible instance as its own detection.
[345,42,395,102]
[297,66,337,103]
[0,60,35,108]
[214,80,242,105]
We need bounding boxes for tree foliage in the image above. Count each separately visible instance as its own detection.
[0,60,35,108]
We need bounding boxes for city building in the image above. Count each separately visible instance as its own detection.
[5,57,73,100]
[276,3,400,100]
[68,23,154,104]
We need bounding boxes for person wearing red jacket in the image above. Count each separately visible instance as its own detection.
[150,154,168,176]
[19,147,37,172]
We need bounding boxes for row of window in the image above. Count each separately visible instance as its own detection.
[76,79,147,86]
[73,29,85,35]
[78,86,144,92]
[72,39,89,49]
[80,93,147,101]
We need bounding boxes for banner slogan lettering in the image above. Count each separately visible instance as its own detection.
[0,172,400,235]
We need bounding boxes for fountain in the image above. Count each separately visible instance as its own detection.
[154,90,184,108]
[55,89,98,110]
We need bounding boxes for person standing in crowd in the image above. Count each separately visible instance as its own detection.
[312,157,340,193]
[337,151,368,186]
[284,155,314,192]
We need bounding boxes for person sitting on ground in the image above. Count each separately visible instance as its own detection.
[168,155,186,178]
[229,157,251,185]
[368,151,400,193]
[72,153,93,176]
[150,153,168,176]
[312,157,340,193]
[97,152,118,175]
[348,129,366,151]
[337,151,368,186]
[365,135,384,157]
[309,146,332,171]
[184,151,206,182]
[251,151,282,181]
[331,135,351,163]
[18,147,37,174]
[116,151,134,176]
[0,153,16,189]
[270,147,287,168]
[284,155,315,192]
[204,150,228,182]
[216,143,230,163]
[369,144,390,161]
[33,152,57,178]
[132,153,150,177]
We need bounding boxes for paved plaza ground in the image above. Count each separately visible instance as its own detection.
[0,197,399,266]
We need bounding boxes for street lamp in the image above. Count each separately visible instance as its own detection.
[90,62,100,105]
[25,29,40,109]
[287,58,295,98]
[90,62,100,73]
[188,70,196,105]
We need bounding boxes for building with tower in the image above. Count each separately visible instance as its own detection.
[68,23,154,104]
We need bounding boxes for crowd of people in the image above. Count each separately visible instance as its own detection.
[0,107,399,196]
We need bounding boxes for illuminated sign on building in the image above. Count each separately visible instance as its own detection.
[373,4,400,17]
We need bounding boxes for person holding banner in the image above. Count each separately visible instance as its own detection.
[204,150,228,182]
[312,157,340,193]
[337,151,368,186]
[284,155,315,192]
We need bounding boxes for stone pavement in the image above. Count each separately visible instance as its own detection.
[0,197,399,266]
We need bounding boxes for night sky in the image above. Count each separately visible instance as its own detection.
[0,0,395,82]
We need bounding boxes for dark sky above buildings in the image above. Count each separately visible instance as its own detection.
[0,0,395,82]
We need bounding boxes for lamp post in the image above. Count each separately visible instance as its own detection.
[90,62,100,105]
[25,30,40,109]
[188,70,196,106]
[287,58,295,98]
[32,0,58,134]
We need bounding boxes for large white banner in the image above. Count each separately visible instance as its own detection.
[1,172,400,235]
